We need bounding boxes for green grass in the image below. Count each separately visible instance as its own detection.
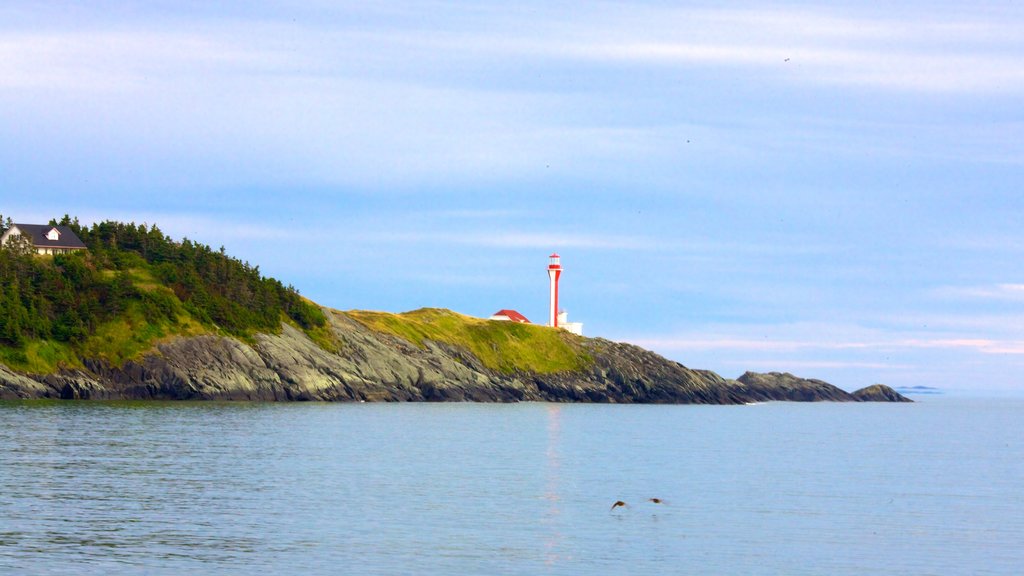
[1,253,342,373]
[101,267,163,292]
[0,340,81,373]
[2,304,214,372]
[345,307,592,374]
[287,313,342,354]
[3,274,203,373]
[75,303,195,367]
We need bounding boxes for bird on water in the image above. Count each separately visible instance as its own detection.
[611,498,666,511]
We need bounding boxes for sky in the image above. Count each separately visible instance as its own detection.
[2,1,1023,393]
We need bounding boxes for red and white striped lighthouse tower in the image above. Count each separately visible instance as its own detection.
[547,253,562,327]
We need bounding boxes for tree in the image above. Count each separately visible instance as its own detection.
[3,232,35,256]
[0,216,327,354]
[57,214,83,236]
[0,280,27,345]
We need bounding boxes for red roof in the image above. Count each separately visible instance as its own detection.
[491,309,531,323]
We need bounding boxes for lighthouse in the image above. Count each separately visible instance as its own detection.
[547,253,561,327]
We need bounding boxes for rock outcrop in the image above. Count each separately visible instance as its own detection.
[735,371,859,402]
[734,372,913,403]
[850,384,913,402]
[0,309,911,403]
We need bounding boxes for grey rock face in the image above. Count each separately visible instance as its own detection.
[0,364,50,399]
[0,309,910,403]
[735,372,912,402]
[735,371,856,402]
[850,384,914,402]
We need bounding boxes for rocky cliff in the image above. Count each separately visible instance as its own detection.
[0,308,910,403]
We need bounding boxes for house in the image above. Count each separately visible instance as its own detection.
[489,309,531,323]
[0,223,87,255]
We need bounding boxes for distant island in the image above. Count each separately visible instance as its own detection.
[0,217,910,403]
[895,385,942,395]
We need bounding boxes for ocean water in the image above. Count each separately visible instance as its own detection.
[1,397,1021,575]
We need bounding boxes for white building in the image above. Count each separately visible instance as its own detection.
[557,310,583,336]
[1,223,87,255]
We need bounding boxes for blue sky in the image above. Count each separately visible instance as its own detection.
[2,1,1023,392]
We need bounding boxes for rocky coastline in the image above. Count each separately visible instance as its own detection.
[0,308,910,403]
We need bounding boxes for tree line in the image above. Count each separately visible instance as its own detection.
[0,215,325,347]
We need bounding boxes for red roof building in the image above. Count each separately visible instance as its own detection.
[489,309,531,323]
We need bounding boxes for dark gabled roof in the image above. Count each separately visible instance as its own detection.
[10,224,87,249]
[491,309,531,323]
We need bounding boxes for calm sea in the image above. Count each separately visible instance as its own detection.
[1,396,1021,575]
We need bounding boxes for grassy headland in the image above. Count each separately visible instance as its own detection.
[346,308,593,374]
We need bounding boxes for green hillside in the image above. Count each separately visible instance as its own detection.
[346,308,593,374]
[1,216,592,378]
[0,216,331,372]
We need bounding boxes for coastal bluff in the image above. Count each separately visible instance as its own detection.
[1,307,909,404]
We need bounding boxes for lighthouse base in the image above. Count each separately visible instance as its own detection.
[556,311,584,336]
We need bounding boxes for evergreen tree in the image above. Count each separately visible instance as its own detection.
[0,280,26,345]
[0,216,327,353]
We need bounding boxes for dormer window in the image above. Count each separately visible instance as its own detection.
[46,227,61,241]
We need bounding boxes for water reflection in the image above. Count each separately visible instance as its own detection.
[543,404,565,567]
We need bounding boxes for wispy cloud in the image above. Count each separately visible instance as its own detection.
[3,3,1021,198]
[396,271,525,288]
[548,7,1024,94]
[422,209,531,220]
[352,227,845,256]
[0,30,283,91]
[934,283,1024,301]
[377,230,656,250]
[53,211,302,243]
[717,359,910,371]
[627,330,1024,356]
[4,5,1022,96]
[895,338,1024,354]
[615,316,1024,390]
[938,234,1024,253]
